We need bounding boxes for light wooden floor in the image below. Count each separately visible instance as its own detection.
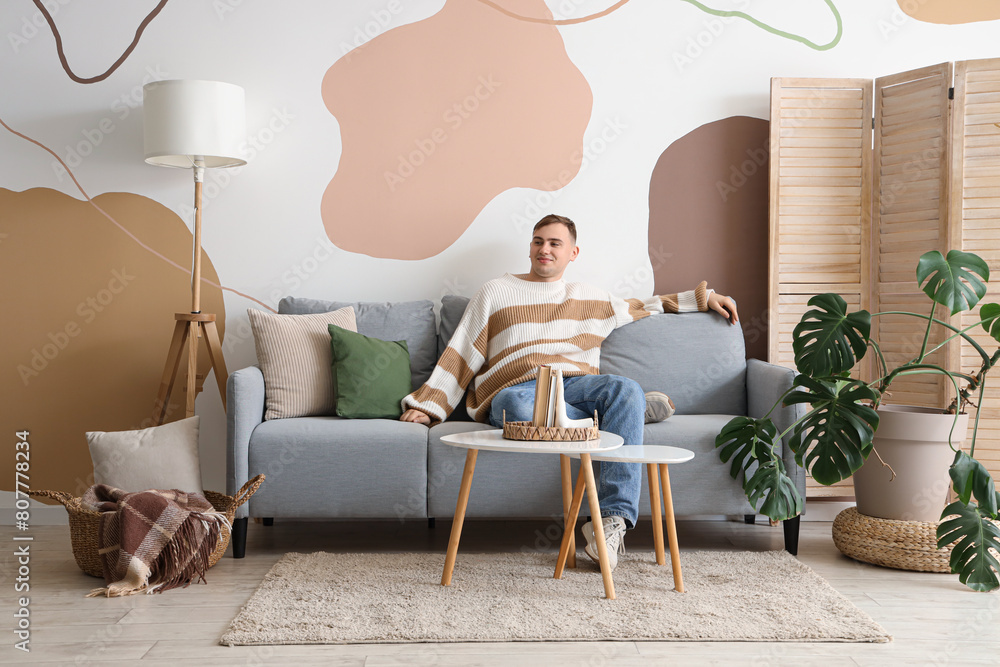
[3,518,999,666]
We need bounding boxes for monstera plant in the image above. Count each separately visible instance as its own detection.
[716,249,1000,592]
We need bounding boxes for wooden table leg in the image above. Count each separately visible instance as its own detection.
[442,449,478,586]
[559,455,577,569]
[581,453,615,600]
[647,463,666,566]
[659,462,684,593]
[554,466,586,579]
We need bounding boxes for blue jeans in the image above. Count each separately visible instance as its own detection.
[488,374,644,529]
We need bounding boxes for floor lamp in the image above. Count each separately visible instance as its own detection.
[143,79,247,424]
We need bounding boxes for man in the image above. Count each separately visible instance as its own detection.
[400,214,739,569]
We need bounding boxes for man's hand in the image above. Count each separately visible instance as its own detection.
[400,409,431,425]
[708,291,739,325]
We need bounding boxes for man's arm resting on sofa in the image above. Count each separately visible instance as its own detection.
[746,358,807,497]
[227,365,265,519]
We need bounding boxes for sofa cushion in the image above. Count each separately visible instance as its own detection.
[638,414,755,515]
[601,311,747,416]
[328,325,411,419]
[280,298,436,391]
[249,306,358,420]
[438,294,470,354]
[248,416,428,519]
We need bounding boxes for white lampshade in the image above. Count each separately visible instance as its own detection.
[143,79,247,169]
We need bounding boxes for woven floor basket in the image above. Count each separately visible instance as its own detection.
[832,506,955,573]
[29,474,264,579]
[502,410,600,441]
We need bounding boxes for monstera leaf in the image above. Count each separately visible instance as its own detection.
[950,450,998,519]
[785,375,880,486]
[715,417,802,522]
[792,294,871,378]
[715,416,779,481]
[743,458,804,522]
[916,250,990,316]
[982,303,1000,344]
[938,501,1000,592]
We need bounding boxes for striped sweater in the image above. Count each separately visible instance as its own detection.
[402,273,709,424]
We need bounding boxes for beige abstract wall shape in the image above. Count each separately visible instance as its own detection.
[0,188,225,496]
[897,0,1000,24]
[321,0,593,260]
[648,116,770,361]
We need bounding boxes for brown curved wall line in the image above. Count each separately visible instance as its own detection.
[648,116,770,361]
[32,0,170,84]
[1,188,225,496]
[897,0,1000,24]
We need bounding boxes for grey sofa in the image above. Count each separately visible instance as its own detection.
[227,296,806,557]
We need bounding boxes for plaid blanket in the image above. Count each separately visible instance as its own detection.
[80,485,229,597]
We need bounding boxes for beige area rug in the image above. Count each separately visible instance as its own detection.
[221,550,891,645]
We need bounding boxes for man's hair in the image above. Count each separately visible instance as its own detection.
[532,214,577,244]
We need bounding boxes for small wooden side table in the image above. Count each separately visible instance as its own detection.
[559,445,694,592]
[438,429,624,599]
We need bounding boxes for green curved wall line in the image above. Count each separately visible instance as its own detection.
[680,0,843,51]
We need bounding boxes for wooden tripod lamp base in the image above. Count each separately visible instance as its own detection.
[152,312,228,426]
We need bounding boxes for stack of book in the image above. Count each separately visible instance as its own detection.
[532,366,595,429]
[531,365,557,427]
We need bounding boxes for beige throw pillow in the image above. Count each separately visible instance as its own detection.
[87,416,203,493]
[248,306,357,419]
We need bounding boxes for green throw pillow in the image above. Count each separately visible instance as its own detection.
[328,324,411,419]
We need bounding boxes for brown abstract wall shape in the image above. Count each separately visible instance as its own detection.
[0,188,225,496]
[896,0,1000,24]
[648,116,770,361]
[321,0,593,260]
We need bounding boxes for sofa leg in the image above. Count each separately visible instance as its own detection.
[783,516,801,556]
[744,514,756,525]
[262,517,273,526]
[428,517,436,529]
[232,517,248,559]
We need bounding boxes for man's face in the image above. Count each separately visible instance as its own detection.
[528,223,579,282]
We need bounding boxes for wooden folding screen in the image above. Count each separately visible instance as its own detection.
[872,62,953,409]
[769,78,873,497]
[771,59,1000,496]
[951,59,1000,479]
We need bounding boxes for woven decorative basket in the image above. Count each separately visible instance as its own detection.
[29,474,265,579]
[832,506,954,573]
[502,410,600,442]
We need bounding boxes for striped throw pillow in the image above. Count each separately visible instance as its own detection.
[248,307,357,420]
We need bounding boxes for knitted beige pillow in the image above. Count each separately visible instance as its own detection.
[87,416,203,493]
[248,307,357,420]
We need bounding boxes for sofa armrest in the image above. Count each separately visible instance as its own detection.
[227,365,265,519]
[746,358,807,501]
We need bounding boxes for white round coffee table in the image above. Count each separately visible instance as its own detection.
[564,445,694,592]
[438,429,624,599]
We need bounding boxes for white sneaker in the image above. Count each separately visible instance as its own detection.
[644,391,675,423]
[582,516,627,571]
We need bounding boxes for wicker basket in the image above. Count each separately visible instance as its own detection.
[832,506,954,573]
[29,474,265,579]
[502,410,600,441]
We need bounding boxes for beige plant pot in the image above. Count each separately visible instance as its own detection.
[853,405,969,522]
